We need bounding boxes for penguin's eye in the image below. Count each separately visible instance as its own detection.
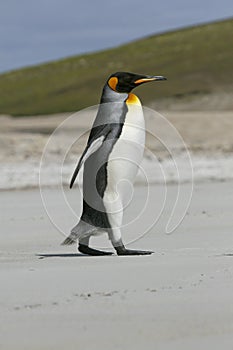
[108,77,118,91]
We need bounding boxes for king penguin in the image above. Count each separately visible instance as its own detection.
[62,72,166,255]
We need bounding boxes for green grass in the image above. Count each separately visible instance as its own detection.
[0,18,233,116]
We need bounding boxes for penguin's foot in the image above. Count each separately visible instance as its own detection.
[116,247,154,256]
[78,244,113,256]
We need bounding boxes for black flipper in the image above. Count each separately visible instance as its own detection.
[70,136,104,188]
[70,124,113,188]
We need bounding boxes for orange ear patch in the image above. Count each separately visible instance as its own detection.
[126,93,141,106]
[108,77,118,91]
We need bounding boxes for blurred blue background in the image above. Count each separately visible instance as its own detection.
[1,0,233,73]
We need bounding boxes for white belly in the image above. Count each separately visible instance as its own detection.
[106,102,145,199]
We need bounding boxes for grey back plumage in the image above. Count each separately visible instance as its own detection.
[72,84,129,229]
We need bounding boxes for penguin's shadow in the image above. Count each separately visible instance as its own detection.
[37,253,90,259]
[36,253,114,259]
[222,253,233,257]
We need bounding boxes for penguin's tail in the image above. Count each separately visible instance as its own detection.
[61,235,76,246]
[61,221,95,246]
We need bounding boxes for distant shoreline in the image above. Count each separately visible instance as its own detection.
[1,110,233,190]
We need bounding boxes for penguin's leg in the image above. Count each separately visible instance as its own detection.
[109,229,154,255]
[78,235,113,256]
[104,192,154,256]
[114,237,154,256]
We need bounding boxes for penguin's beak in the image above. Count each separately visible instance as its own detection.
[134,76,167,84]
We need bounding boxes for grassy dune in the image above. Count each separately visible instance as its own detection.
[0,18,232,116]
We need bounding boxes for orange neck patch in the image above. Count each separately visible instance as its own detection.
[126,93,141,106]
[108,77,118,91]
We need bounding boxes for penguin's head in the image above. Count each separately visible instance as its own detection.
[107,71,166,93]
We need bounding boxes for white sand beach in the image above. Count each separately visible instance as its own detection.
[0,180,233,350]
